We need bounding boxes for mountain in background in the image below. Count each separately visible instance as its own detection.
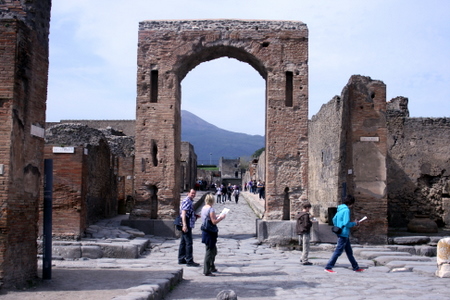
[181,110,265,165]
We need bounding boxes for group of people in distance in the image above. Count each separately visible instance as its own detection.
[215,183,240,204]
[178,188,364,276]
[245,179,265,200]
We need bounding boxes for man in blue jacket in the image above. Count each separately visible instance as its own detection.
[324,195,364,273]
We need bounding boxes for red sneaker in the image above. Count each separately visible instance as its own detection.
[324,269,337,273]
[354,268,365,272]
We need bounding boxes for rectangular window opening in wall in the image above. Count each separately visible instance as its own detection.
[150,70,159,103]
[285,71,293,107]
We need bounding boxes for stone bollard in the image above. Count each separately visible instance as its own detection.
[217,290,238,300]
[436,237,450,278]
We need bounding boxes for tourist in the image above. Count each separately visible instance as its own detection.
[178,189,200,267]
[201,194,226,276]
[324,195,364,273]
[221,184,227,203]
[257,181,265,199]
[232,185,240,204]
[296,201,313,265]
[216,185,222,203]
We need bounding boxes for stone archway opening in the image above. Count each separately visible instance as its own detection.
[180,56,266,162]
[133,20,309,229]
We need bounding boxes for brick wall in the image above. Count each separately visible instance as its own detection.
[39,146,86,239]
[135,20,309,221]
[43,124,119,238]
[0,0,50,287]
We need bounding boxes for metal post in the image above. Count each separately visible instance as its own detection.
[43,159,53,280]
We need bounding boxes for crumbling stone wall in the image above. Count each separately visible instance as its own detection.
[0,0,51,288]
[136,19,309,221]
[219,157,241,179]
[309,75,388,244]
[308,96,345,221]
[180,142,197,192]
[43,124,118,238]
[387,97,450,228]
[48,120,136,136]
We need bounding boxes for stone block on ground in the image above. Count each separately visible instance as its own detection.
[52,245,81,259]
[358,251,411,260]
[81,245,103,259]
[386,245,417,255]
[414,245,437,257]
[392,236,430,245]
[98,243,139,259]
[217,290,238,300]
[436,237,450,278]
[374,255,432,266]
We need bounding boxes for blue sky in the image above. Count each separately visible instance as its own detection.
[47,0,450,136]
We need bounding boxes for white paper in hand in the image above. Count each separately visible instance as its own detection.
[219,208,230,218]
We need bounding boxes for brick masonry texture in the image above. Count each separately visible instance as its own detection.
[135,19,309,221]
[0,0,51,288]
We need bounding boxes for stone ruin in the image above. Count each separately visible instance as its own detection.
[134,19,309,227]
[1,0,450,287]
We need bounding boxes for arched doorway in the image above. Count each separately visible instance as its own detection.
[133,19,309,221]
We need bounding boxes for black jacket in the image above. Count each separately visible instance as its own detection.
[296,212,312,234]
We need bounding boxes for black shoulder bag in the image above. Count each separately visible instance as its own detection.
[201,208,218,233]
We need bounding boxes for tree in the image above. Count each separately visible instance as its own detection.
[252,147,265,158]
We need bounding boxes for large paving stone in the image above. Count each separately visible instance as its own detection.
[81,245,103,259]
[414,245,437,257]
[373,255,432,265]
[392,236,430,245]
[52,245,81,259]
[358,251,411,260]
[97,242,139,258]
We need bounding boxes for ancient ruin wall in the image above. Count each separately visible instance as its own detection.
[343,76,388,244]
[0,0,51,288]
[180,142,197,192]
[308,96,345,221]
[309,75,388,244]
[44,124,118,237]
[135,20,309,221]
[387,97,450,228]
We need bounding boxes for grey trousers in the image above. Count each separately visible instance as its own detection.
[298,233,310,262]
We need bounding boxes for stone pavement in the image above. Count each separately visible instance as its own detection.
[1,191,448,300]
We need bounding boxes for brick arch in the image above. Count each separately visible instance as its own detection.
[133,20,309,221]
[175,45,267,81]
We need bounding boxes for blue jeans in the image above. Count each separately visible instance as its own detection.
[325,236,359,270]
[178,228,194,263]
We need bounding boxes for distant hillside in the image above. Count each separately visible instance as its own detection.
[181,110,265,164]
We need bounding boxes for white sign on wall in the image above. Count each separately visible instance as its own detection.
[31,125,45,138]
[52,147,75,153]
[360,137,380,142]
